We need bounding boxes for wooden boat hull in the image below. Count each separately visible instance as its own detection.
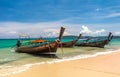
[75,40,108,48]
[62,40,77,47]
[61,34,82,47]
[16,41,59,54]
[75,32,113,48]
[15,27,65,54]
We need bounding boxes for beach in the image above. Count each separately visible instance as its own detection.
[3,49,120,77]
[0,0,120,77]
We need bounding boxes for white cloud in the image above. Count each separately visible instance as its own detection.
[80,25,92,34]
[0,21,117,38]
[95,8,100,11]
[8,31,17,34]
[0,22,74,38]
[115,32,120,35]
[43,28,72,37]
[105,13,120,18]
[96,29,105,34]
[43,28,59,37]
[80,25,106,35]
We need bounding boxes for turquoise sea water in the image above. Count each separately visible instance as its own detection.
[0,37,120,76]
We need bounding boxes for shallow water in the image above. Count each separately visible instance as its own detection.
[0,38,120,76]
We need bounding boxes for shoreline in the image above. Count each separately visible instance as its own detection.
[3,48,120,77]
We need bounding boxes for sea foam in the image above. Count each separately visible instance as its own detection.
[0,49,120,77]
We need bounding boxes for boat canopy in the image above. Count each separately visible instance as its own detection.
[31,39,47,43]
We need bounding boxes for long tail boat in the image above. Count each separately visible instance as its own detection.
[61,34,82,47]
[15,27,65,54]
[75,32,113,48]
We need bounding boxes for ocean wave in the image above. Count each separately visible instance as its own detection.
[0,58,15,62]
[0,62,46,77]
[47,49,120,64]
[0,48,120,77]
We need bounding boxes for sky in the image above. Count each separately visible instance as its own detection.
[0,0,120,38]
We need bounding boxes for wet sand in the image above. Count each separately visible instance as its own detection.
[4,49,120,77]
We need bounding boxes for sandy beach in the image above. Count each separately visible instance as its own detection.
[3,49,120,77]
